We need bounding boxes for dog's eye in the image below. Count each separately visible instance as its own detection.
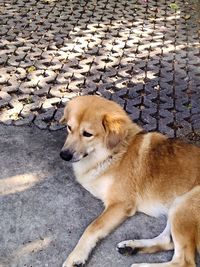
[67,125,71,132]
[83,131,93,137]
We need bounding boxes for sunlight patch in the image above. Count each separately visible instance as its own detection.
[0,173,42,196]
[15,237,52,257]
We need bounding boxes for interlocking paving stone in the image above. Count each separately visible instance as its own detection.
[0,0,200,136]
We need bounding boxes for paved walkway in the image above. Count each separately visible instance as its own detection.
[0,0,200,138]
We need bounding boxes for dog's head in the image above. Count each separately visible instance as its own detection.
[60,95,133,163]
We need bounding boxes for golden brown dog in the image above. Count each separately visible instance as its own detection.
[60,95,200,267]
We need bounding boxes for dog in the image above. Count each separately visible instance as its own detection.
[60,95,200,267]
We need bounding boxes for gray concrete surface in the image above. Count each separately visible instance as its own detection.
[2,124,199,267]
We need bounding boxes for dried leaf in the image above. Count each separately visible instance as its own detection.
[27,96,33,104]
[184,14,191,20]
[148,17,156,21]
[10,113,19,121]
[27,66,36,73]
[187,103,192,109]
[169,3,179,10]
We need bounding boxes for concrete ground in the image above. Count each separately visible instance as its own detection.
[2,124,199,267]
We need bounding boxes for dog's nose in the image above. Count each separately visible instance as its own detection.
[60,149,73,161]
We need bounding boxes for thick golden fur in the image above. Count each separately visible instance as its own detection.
[60,95,200,267]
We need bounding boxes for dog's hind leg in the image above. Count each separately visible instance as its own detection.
[130,209,196,267]
[128,187,200,267]
[117,219,174,255]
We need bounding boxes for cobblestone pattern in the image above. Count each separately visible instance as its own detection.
[0,0,200,137]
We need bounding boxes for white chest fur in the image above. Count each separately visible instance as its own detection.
[72,155,114,201]
[80,175,113,200]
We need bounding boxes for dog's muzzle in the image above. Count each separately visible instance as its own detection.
[60,149,89,162]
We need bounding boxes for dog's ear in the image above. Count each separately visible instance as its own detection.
[59,106,68,124]
[103,113,127,149]
[59,115,66,124]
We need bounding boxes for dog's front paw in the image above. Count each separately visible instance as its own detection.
[62,259,84,267]
[62,261,84,267]
[116,240,139,255]
[131,264,150,267]
[62,251,86,267]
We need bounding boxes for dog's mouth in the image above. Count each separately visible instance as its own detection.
[69,153,89,163]
[60,151,89,163]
